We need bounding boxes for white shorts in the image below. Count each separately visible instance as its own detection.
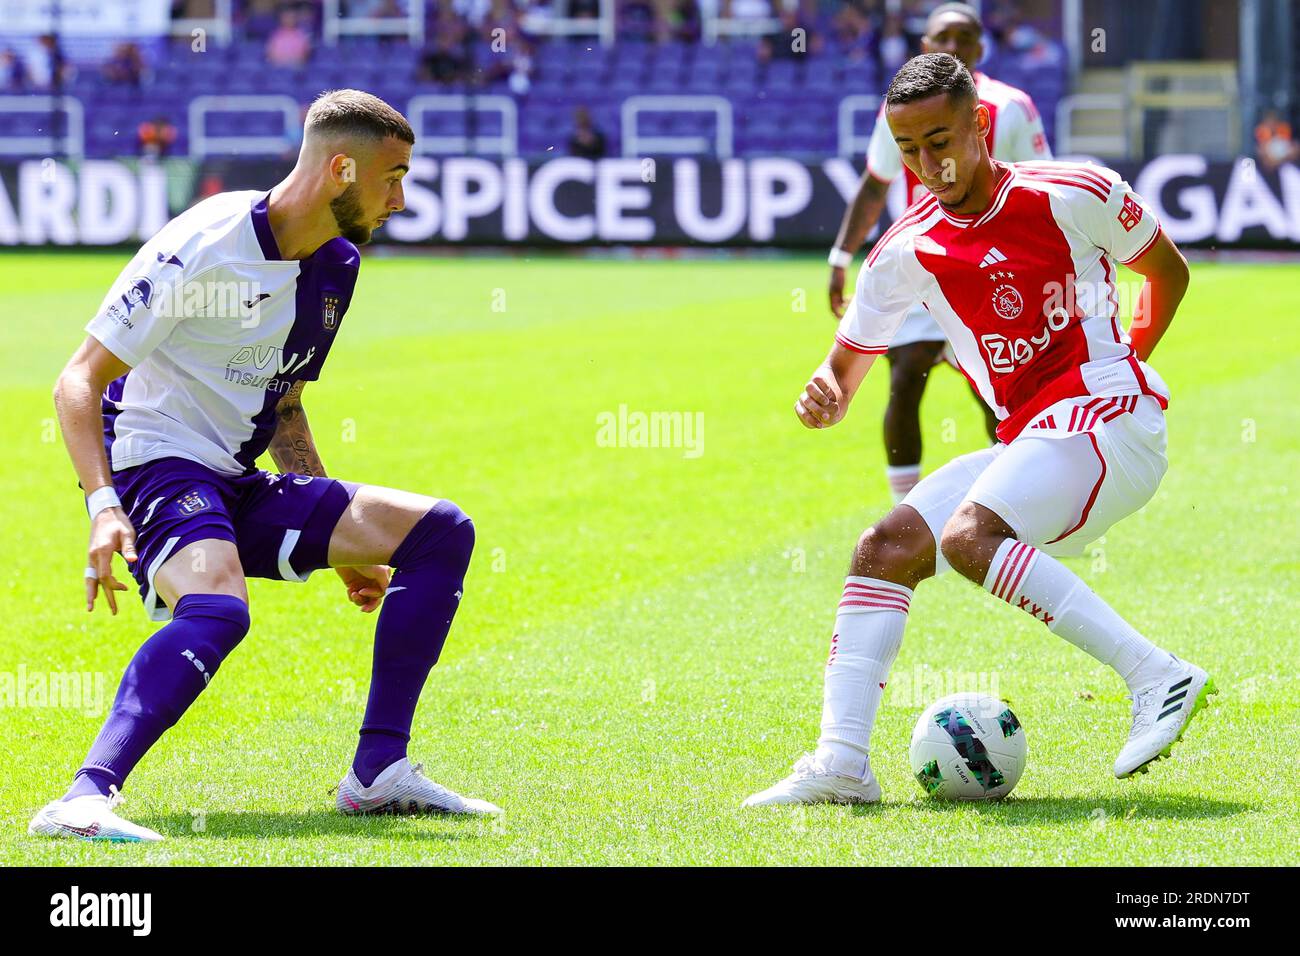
[889,306,945,348]
[901,395,1168,574]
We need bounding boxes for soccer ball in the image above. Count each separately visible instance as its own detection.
[909,693,1027,800]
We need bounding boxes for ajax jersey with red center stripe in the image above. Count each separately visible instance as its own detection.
[835,160,1169,443]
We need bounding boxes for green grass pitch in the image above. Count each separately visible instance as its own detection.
[1,251,1297,866]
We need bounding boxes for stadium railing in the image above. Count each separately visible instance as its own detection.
[0,95,85,158]
[621,95,734,158]
[836,95,879,158]
[1127,62,1240,160]
[699,0,783,45]
[323,0,425,44]
[188,95,300,157]
[408,94,519,156]
[1056,93,1127,157]
[521,0,617,47]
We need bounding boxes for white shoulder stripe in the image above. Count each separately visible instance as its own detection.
[868,200,942,265]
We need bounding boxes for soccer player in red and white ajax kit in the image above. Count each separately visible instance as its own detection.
[745,54,1216,806]
[828,2,1052,503]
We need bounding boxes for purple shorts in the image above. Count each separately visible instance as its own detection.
[110,457,355,621]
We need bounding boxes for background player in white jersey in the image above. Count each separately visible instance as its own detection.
[746,54,1214,807]
[31,90,500,842]
[827,2,1052,503]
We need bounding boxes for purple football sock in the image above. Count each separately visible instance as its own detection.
[63,593,249,801]
[352,500,474,787]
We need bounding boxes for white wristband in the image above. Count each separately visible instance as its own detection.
[86,486,122,520]
[828,247,853,269]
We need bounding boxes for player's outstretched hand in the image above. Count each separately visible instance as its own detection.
[337,565,391,613]
[86,508,136,615]
[828,267,848,319]
[795,373,844,429]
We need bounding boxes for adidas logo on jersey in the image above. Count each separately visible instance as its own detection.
[979,247,1008,269]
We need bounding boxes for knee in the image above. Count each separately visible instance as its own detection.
[175,592,250,640]
[166,593,249,697]
[887,354,933,403]
[852,509,934,583]
[939,502,984,578]
[438,501,475,568]
[396,499,475,574]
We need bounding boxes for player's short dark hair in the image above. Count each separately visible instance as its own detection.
[885,53,977,110]
[926,2,983,35]
[305,89,414,145]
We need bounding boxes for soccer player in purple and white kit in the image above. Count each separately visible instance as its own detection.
[30,91,500,842]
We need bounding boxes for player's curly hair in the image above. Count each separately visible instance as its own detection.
[885,53,977,109]
[305,89,414,145]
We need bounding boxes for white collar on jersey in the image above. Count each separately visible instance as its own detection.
[936,161,1017,230]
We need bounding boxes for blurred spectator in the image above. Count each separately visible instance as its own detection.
[620,0,660,41]
[505,32,535,94]
[481,0,523,42]
[871,11,912,75]
[480,16,534,92]
[758,5,820,63]
[238,0,283,39]
[266,9,313,68]
[667,0,702,42]
[570,0,601,20]
[1256,110,1300,170]
[27,34,73,90]
[420,12,473,83]
[981,0,1020,53]
[103,42,146,88]
[138,116,178,158]
[1,48,25,91]
[1003,16,1063,69]
[832,1,872,62]
[567,105,606,158]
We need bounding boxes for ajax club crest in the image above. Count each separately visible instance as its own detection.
[322,295,339,330]
[991,283,1024,320]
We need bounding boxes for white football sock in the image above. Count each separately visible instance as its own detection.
[815,576,911,779]
[984,539,1172,690]
[885,464,922,504]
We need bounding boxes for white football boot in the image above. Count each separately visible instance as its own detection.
[1114,656,1217,778]
[28,787,163,843]
[335,758,502,816]
[742,753,882,807]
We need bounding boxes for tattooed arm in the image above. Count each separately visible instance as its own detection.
[268,382,326,477]
[270,383,385,610]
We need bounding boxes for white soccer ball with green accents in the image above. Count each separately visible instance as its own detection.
[909,693,1026,800]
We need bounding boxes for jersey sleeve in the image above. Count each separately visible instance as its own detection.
[1004,94,1053,161]
[1072,168,1162,265]
[85,252,187,368]
[835,239,919,354]
[864,104,902,183]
